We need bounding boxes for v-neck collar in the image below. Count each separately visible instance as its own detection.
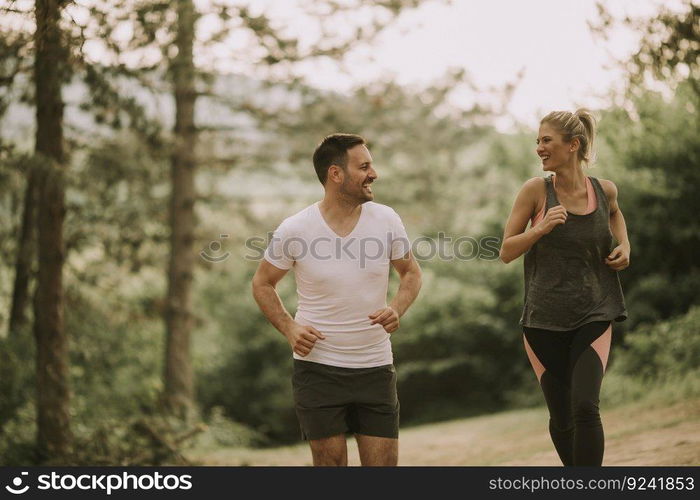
[315,201,366,238]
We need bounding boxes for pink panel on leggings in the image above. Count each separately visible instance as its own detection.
[523,334,546,383]
[591,324,612,372]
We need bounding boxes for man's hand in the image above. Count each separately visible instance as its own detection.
[284,323,325,357]
[369,307,400,334]
[606,243,630,271]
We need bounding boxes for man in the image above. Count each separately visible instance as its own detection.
[252,133,422,466]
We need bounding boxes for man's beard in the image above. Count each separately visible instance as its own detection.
[340,179,372,202]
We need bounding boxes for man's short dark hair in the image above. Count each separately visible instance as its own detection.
[312,133,366,185]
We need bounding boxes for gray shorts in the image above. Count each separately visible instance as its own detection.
[292,359,400,440]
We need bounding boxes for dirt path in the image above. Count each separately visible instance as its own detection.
[191,398,700,466]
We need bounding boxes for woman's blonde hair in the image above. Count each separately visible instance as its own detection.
[541,108,597,165]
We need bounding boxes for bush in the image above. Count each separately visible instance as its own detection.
[0,402,37,466]
[0,328,35,435]
[393,263,533,424]
[612,306,700,381]
[194,266,301,444]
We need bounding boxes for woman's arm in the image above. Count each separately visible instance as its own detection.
[601,179,630,271]
[500,178,567,263]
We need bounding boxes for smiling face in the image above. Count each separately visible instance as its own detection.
[338,144,378,202]
[536,122,577,172]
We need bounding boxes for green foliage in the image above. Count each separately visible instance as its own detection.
[253,71,508,234]
[623,271,700,328]
[194,265,300,443]
[1,0,698,460]
[0,331,35,436]
[65,278,164,422]
[393,262,534,424]
[65,132,169,271]
[0,20,31,118]
[593,0,699,95]
[0,151,33,298]
[602,369,700,409]
[0,402,36,465]
[69,411,197,466]
[612,306,700,381]
[599,80,700,328]
[191,407,266,450]
[602,306,700,408]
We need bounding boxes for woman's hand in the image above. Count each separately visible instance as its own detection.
[606,243,630,271]
[536,205,568,235]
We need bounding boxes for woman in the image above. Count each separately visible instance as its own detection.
[500,109,629,466]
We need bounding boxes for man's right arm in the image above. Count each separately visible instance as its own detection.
[251,260,325,357]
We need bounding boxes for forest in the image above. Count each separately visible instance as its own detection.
[0,0,698,464]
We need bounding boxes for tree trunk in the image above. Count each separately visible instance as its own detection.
[8,165,37,337]
[164,0,197,419]
[33,0,71,459]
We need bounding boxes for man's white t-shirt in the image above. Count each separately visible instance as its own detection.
[264,201,411,368]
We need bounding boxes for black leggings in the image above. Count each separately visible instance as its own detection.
[523,321,611,466]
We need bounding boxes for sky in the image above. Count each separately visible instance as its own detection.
[226,0,676,129]
[0,0,678,131]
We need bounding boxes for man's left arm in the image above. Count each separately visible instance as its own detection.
[369,253,422,333]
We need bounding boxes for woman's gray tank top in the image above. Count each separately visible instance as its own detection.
[520,175,627,330]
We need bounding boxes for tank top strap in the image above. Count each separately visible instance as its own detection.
[543,175,560,212]
[588,177,609,214]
